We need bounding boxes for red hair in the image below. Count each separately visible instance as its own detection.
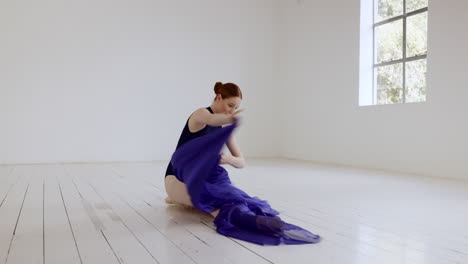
[214,82,243,99]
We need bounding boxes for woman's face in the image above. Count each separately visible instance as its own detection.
[220,96,242,114]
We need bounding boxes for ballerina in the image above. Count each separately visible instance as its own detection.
[165,82,320,245]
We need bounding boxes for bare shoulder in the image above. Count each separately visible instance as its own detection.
[190,107,211,120]
[192,107,210,115]
[188,108,211,130]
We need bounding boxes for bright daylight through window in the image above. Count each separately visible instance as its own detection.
[360,0,428,106]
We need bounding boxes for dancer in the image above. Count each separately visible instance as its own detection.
[165,82,320,245]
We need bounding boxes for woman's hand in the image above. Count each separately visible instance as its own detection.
[229,109,244,124]
[219,152,230,165]
[219,152,245,168]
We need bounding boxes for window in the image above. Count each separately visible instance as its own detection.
[360,0,428,106]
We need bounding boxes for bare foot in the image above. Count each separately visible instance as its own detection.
[165,197,193,209]
[165,197,175,204]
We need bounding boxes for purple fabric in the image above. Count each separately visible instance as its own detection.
[170,122,321,245]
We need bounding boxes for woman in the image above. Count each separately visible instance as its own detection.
[164,82,320,245]
[165,82,244,218]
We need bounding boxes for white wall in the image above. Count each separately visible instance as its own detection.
[279,0,468,180]
[3,0,466,181]
[0,0,281,164]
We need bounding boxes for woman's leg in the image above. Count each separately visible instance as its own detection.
[165,175,220,217]
[164,175,193,208]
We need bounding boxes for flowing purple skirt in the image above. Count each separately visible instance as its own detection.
[170,122,321,245]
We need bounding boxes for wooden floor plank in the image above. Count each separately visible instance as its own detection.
[44,165,81,264]
[80,166,197,264]
[58,166,119,264]
[67,165,160,264]
[0,167,18,209]
[6,166,44,264]
[0,167,31,264]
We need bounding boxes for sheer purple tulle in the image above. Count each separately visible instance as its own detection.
[170,122,321,245]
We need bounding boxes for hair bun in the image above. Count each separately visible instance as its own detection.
[214,82,223,93]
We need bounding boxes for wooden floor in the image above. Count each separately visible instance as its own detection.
[0,159,467,264]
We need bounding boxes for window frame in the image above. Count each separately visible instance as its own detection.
[372,0,428,104]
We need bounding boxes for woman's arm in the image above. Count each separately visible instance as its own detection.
[191,108,242,127]
[220,135,246,168]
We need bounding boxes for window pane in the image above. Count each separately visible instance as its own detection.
[406,59,427,103]
[376,63,403,104]
[375,19,403,63]
[375,0,403,22]
[407,12,428,57]
[406,0,428,13]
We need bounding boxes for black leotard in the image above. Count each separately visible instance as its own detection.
[165,107,221,177]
